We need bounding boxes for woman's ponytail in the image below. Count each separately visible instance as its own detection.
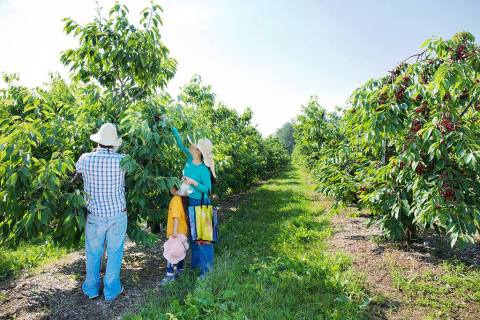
[209,167,216,185]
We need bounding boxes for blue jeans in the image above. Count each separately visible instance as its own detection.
[82,213,127,300]
[189,197,214,276]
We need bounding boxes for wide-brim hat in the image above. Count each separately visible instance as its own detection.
[188,136,217,178]
[163,234,189,264]
[90,123,122,147]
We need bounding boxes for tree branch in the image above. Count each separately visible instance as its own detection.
[129,88,147,103]
[399,50,427,66]
[146,1,154,30]
[460,97,478,118]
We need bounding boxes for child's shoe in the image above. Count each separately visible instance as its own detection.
[159,274,175,286]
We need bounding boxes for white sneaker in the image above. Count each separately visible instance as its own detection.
[87,293,100,300]
[160,274,175,286]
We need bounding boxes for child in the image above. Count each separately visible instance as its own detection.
[160,185,191,285]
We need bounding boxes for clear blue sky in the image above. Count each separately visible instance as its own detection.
[1,0,479,135]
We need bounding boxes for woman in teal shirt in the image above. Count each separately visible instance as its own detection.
[172,127,216,277]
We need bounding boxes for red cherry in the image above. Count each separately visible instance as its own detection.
[395,90,405,102]
[459,90,469,100]
[441,117,456,132]
[410,119,422,133]
[441,187,455,201]
[443,92,451,101]
[415,163,426,175]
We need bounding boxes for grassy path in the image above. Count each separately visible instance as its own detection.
[3,164,478,319]
[125,165,370,319]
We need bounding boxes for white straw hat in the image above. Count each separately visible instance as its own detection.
[188,135,216,178]
[90,123,122,147]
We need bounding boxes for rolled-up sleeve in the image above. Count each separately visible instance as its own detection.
[75,155,85,174]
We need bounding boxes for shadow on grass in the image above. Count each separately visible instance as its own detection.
[377,231,480,269]
[0,239,169,320]
[343,210,480,270]
[125,167,378,319]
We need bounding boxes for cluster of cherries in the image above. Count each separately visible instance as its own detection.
[378,92,388,105]
[415,105,426,114]
[441,182,455,201]
[443,92,451,102]
[419,59,438,84]
[420,71,432,84]
[440,117,456,132]
[394,75,411,103]
[415,163,426,175]
[410,119,422,134]
[452,44,468,61]
[414,96,430,116]
[395,88,405,102]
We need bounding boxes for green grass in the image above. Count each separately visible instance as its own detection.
[389,259,480,319]
[0,237,74,280]
[124,165,371,319]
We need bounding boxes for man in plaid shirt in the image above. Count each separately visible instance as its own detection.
[76,123,127,301]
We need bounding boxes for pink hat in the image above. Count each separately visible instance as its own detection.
[163,234,189,264]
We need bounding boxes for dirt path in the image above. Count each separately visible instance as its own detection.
[328,213,480,320]
[0,193,247,320]
[0,240,164,320]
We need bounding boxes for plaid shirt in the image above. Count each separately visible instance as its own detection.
[76,147,127,217]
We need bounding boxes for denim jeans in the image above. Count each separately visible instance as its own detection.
[82,213,127,300]
[189,197,214,276]
[166,260,185,274]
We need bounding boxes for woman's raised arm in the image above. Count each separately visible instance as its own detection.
[172,127,192,158]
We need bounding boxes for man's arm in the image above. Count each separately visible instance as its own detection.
[75,154,85,174]
[69,171,82,184]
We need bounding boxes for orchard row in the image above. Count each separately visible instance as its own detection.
[0,3,289,245]
[294,32,480,247]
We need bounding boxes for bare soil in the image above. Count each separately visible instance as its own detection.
[328,212,480,320]
[0,240,165,320]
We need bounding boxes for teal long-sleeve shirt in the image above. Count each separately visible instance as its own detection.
[172,127,211,200]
